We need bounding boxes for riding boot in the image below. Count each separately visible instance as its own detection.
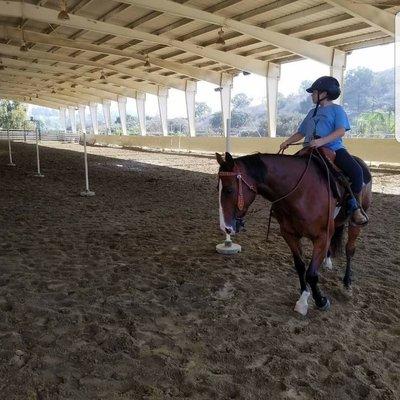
[348,195,368,226]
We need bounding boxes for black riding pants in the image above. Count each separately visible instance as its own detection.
[334,148,363,195]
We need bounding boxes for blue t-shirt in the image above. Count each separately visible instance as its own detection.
[297,104,350,151]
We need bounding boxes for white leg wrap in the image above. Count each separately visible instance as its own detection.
[294,290,310,316]
[322,257,333,270]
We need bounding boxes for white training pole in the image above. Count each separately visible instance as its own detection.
[216,118,241,255]
[80,129,95,197]
[33,123,44,178]
[7,129,16,167]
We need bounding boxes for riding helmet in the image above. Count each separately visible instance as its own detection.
[306,76,341,100]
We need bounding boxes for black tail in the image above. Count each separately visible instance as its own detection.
[330,224,345,257]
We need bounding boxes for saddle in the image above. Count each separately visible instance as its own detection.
[296,147,348,203]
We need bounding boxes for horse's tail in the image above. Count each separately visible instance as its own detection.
[330,224,345,257]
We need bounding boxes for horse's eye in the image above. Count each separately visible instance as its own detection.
[222,187,234,194]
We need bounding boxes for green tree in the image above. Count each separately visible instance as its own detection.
[354,111,394,138]
[0,100,28,129]
[195,102,211,119]
[232,93,252,110]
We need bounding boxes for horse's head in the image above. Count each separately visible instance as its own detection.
[216,152,258,235]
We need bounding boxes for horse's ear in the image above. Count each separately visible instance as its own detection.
[216,152,224,166]
[225,152,234,170]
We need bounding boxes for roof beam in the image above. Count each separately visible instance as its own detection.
[0,77,104,104]
[0,58,134,98]
[0,93,63,110]
[0,40,181,91]
[0,1,267,75]
[324,0,394,36]
[0,90,76,107]
[1,25,222,85]
[0,72,119,102]
[120,0,344,65]
[0,44,163,95]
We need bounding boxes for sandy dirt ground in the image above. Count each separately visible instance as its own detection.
[0,140,399,400]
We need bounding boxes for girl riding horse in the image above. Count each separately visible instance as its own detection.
[280,76,368,226]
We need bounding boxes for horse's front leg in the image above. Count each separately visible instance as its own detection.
[306,235,331,311]
[281,230,309,315]
[343,224,361,289]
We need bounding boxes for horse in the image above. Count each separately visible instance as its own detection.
[216,151,372,316]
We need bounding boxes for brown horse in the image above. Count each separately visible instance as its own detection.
[217,151,372,316]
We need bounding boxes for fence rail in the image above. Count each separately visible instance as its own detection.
[0,130,79,142]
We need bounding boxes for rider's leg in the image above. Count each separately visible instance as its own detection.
[334,148,368,225]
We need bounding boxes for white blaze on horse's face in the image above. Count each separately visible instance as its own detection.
[219,179,235,234]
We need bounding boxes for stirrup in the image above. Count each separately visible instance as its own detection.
[350,208,369,226]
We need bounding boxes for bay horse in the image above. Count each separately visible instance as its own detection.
[216,151,372,316]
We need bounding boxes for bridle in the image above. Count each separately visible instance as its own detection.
[218,170,257,211]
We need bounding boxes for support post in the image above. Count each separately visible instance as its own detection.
[59,106,67,142]
[117,96,128,135]
[79,105,87,134]
[185,81,197,137]
[102,99,111,135]
[68,106,77,135]
[89,102,99,135]
[33,120,44,178]
[157,87,169,136]
[266,63,281,138]
[80,128,95,197]
[330,49,347,105]
[135,92,147,136]
[7,129,15,167]
[220,74,233,137]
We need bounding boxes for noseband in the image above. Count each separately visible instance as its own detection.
[218,171,257,211]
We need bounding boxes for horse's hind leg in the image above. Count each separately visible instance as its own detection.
[306,236,330,310]
[343,224,361,289]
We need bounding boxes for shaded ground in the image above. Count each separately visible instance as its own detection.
[0,141,399,400]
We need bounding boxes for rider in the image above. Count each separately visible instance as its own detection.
[280,76,368,226]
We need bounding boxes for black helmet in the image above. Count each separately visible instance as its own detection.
[306,76,341,100]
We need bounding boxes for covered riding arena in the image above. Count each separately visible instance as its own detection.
[1,0,400,399]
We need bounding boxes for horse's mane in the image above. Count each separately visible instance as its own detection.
[235,153,268,184]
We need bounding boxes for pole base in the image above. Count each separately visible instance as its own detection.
[34,173,45,178]
[7,163,16,167]
[80,190,95,197]
[216,239,241,255]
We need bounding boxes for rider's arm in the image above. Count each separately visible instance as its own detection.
[280,132,304,149]
[310,127,345,148]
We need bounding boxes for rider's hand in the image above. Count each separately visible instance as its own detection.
[280,141,289,150]
[309,138,323,148]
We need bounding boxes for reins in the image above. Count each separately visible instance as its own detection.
[266,147,314,241]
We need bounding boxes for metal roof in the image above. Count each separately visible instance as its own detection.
[0,0,397,109]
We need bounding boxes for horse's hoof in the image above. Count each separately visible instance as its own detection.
[322,257,333,270]
[318,297,331,311]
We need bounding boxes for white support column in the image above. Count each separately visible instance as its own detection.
[185,81,197,137]
[79,105,87,133]
[135,92,146,136]
[68,106,77,134]
[220,73,233,137]
[157,87,169,136]
[266,63,281,138]
[117,96,127,135]
[330,49,347,105]
[89,102,99,135]
[59,106,67,133]
[102,99,111,134]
